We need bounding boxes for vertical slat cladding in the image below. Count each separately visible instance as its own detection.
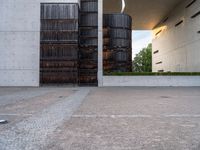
[80,13,98,27]
[81,1,98,12]
[79,49,98,60]
[41,44,78,60]
[103,14,132,29]
[41,31,78,42]
[40,3,79,84]
[109,28,132,39]
[80,28,98,38]
[103,13,132,72]
[41,20,78,31]
[79,38,98,47]
[41,4,79,20]
[79,0,98,86]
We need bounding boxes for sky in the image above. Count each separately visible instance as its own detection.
[132,30,152,59]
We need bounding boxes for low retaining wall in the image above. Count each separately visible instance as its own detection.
[103,76,200,87]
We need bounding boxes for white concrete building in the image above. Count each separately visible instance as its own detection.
[152,0,200,72]
[0,0,200,87]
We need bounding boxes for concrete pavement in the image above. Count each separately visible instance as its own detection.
[0,87,200,150]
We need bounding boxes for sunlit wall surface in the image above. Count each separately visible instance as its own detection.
[152,0,200,72]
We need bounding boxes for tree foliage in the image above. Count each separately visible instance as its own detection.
[132,44,152,72]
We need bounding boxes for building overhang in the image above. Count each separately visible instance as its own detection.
[103,0,183,30]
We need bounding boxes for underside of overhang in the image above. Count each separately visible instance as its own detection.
[103,0,183,30]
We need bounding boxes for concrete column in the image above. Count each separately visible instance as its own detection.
[98,0,103,87]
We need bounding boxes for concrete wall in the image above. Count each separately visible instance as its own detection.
[103,76,200,87]
[98,0,103,87]
[0,0,79,86]
[152,0,200,72]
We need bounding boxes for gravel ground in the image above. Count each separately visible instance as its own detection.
[0,87,90,150]
[47,87,200,150]
[0,87,200,150]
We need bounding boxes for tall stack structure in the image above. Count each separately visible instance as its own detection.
[103,13,132,72]
[40,3,132,85]
[79,0,98,85]
[40,3,79,84]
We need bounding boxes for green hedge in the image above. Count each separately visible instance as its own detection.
[104,72,200,76]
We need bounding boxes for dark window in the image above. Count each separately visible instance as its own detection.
[162,17,169,23]
[198,31,200,34]
[156,30,162,36]
[158,70,164,72]
[153,50,159,54]
[175,20,183,27]
[156,61,162,65]
[186,0,196,8]
[191,11,200,18]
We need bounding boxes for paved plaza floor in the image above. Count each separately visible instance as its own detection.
[0,87,200,150]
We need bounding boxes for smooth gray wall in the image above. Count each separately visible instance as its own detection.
[103,76,200,87]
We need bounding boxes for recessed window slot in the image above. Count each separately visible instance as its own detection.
[198,31,200,34]
[162,17,169,23]
[191,11,200,18]
[175,20,183,27]
[158,70,164,72]
[156,30,162,36]
[186,0,196,8]
[153,50,159,54]
[156,61,162,65]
